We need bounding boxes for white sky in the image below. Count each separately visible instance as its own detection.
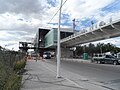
[0,0,120,50]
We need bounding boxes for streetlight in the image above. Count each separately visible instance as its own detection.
[56,0,63,78]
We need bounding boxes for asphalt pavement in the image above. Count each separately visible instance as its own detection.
[60,60,120,90]
[20,59,117,90]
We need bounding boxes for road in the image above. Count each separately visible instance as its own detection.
[46,59,120,89]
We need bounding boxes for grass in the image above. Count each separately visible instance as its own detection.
[3,72,22,90]
[14,59,26,73]
[0,57,26,90]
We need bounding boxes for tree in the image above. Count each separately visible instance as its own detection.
[88,43,95,54]
[75,42,120,58]
[76,46,83,56]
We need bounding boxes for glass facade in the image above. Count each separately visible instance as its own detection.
[44,29,57,48]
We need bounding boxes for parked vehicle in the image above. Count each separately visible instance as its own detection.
[92,54,120,65]
[43,52,51,59]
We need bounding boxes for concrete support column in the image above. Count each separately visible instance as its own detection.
[61,47,73,58]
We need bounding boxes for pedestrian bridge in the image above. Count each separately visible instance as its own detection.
[61,18,120,47]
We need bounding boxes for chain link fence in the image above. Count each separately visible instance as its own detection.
[0,47,26,90]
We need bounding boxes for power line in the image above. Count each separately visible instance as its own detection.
[48,0,119,24]
[48,0,68,24]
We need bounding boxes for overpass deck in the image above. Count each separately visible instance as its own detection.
[61,18,120,47]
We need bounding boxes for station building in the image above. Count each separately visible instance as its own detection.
[33,28,74,57]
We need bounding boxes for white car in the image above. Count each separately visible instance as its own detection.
[43,52,51,59]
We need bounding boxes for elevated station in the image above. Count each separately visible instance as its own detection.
[33,28,73,56]
[19,28,74,57]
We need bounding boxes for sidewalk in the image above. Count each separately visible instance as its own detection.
[21,60,114,90]
[21,60,84,90]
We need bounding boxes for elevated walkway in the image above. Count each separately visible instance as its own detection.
[61,18,120,47]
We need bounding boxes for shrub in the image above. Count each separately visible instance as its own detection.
[0,49,26,90]
[3,58,26,90]
[0,61,6,89]
[14,59,26,72]
[3,72,22,90]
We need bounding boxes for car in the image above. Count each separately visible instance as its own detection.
[92,54,120,65]
[43,52,51,59]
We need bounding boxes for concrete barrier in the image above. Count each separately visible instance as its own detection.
[61,58,91,63]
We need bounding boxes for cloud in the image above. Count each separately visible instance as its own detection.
[0,0,45,17]
[17,18,24,21]
[60,0,116,26]
[47,0,58,7]
[0,30,35,50]
[0,30,34,41]
[0,13,39,32]
[0,0,120,50]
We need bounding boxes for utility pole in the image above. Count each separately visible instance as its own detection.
[91,21,94,30]
[56,0,63,78]
[72,18,76,32]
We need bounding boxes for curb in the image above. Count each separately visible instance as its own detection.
[61,58,91,63]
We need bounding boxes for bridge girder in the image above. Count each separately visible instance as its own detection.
[61,19,120,47]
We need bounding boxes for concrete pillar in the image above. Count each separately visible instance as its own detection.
[61,47,73,58]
